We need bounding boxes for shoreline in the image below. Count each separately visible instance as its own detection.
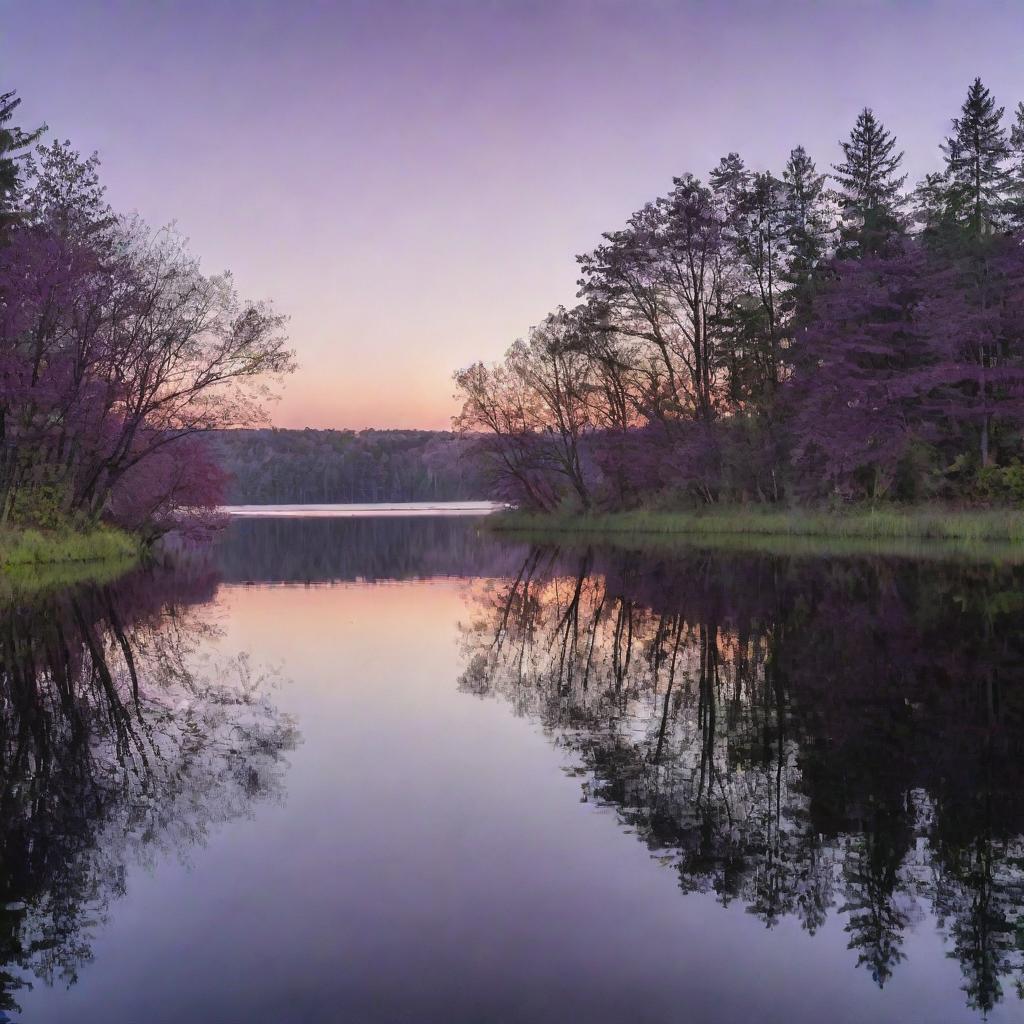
[486,508,1024,559]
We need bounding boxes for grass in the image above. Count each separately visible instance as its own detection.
[0,525,140,570]
[488,506,1024,561]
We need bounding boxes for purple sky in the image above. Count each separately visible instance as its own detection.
[4,0,1024,429]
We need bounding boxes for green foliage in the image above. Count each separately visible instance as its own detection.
[491,506,1024,556]
[976,460,1024,504]
[941,77,1009,237]
[0,526,139,571]
[0,89,45,227]
[8,481,72,530]
[832,107,907,256]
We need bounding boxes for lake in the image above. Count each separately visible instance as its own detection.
[7,509,1024,1022]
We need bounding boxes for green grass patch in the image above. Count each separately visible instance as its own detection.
[0,525,140,571]
[488,507,1024,561]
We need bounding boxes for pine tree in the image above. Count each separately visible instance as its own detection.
[781,145,831,312]
[832,108,906,257]
[912,170,953,235]
[0,90,45,229]
[941,77,1009,238]
[1006,100,1024,230]
[709,151,749,232]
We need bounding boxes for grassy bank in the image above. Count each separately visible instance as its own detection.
[0,525,140,570]
[488,507,1024,559]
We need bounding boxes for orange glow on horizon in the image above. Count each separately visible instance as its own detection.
[270,388,460,432]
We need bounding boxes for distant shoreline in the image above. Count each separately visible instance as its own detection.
[221,501,504,518]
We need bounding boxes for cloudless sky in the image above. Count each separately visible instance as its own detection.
[2,0,1024,429]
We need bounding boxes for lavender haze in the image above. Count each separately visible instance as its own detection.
[4,0,1024,428]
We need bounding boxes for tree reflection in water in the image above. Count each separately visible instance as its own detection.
[459,546,1024,1014]
[0,567,297,1014]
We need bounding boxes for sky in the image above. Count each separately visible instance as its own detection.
[2,0,1024,430]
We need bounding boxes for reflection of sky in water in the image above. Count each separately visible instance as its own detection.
[12,517,1024,1022]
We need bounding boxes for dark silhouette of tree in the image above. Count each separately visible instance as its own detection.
[781,145,832,319]
[0,90,44,229]
[832,108,907,258]
[941,78,1010,239]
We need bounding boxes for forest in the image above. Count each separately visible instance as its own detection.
[0,90,292,539]
[455,79,1024,512]
[215,428,489,504]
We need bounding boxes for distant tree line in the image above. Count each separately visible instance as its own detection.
[456,78,1024,509]
[214,428,493,505]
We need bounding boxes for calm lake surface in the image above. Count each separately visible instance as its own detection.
[8,510,1024,1022]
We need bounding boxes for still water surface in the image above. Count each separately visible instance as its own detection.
[9,513,1024,1022]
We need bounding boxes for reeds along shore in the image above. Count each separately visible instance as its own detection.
[489,507,1024,546]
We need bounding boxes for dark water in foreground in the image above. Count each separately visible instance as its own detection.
[7,514,1024,1022]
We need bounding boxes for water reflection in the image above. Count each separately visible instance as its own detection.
[0,568,297,1015]
[459,546,1024,1014]
[218,513,528,583]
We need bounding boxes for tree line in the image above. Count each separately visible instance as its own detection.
[214,428,492,505]
[455,78,1024,509]
[0,90,293,537]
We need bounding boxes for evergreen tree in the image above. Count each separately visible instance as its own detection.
[832,108,906,257]
[1006,100,1024,230]
[781,145,831,315]
[709,151,749,223]
[0,90,45,229]
[912,170,953,235]
[726,171,788,408]
[710,154,790,408]
[941,77,1009,238]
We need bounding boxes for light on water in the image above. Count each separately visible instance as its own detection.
[221,502,506,518]
[7,513,1024,1023]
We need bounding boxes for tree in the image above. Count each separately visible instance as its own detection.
[0,140,294,530]
[781,145,831,317]
[656,174,729,422]
[941,78,1010,239]
[1005,101,1024,230]
[453,357,561,510]
[718,170,789,408]
[454,309,597,510]
[709,151,749,221]
[912,170,954,235]
[24,139,116,244]
[790,235,1024,494]
[0,89,45,229]
[832,108,906,257]
[788,246,934,499]
[576,203,685,423]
